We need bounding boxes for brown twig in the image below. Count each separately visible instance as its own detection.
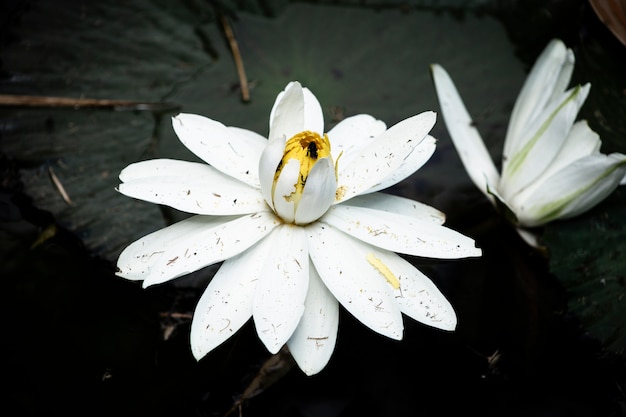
[220,14,250,102]
[48,166,74,206]
[0,94,178,111]
[223,347,295,417]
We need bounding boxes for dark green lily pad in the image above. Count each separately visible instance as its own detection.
[544,187,626,354]
[1,0,215,260]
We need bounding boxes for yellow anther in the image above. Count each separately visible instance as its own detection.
[366,253,400,289]
[273,131,331,198]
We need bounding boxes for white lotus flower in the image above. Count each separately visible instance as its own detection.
[115,81,481,375]
[431,39,626,248]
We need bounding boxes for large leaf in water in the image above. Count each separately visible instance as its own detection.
[544,187,626,354]
[1,0,215,261]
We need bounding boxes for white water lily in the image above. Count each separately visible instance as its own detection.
[116,81,482,375]
[431,39,626,248]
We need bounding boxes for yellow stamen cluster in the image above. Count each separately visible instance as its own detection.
[273,130,331,201]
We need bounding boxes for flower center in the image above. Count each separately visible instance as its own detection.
[272,131,332,203]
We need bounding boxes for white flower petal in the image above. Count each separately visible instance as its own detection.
[269,81,300,137]
[268,81,325,143]
[515,227,542,249]
[171,114,265,187]
[327,114,387,164]
[253,226,309,354]
[365,134,437,193]
[306,223,404,340]
[342,192,445,224]
[116,212,280,287]
[271,158,300,223]
[287,261,339,376]
[431,64,500,200]
[514,153,626,226]
[370,250,457,330]
[295,157,337,224]
[504,39,573,157]
[509,120,601,207]
[322,205,482,259]
[302,86,324,133]
[336,111,436,202]
[189,236,274,360]
[501,84,591,198]
[117,158,193,183]
[538,120,601,175]
[258,134,288,209]
[118,159,268,215]
[228,126,268,145]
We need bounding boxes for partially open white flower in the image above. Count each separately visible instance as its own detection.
[432,39,626,248]
[116,81,482,375]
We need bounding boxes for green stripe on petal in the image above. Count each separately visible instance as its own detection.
[520,156,626,226]
[503,85,581,183]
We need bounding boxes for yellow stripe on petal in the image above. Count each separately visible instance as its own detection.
[366,252,400,289]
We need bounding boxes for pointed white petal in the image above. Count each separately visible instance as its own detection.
[514,153,626,227]
[253,226,309,354]
[258,134,288,209]
[287,261,339,376]
[118,159,268,215]
[171,114,265,187]
[509,120,600,206]
[327,114,387,163]
[336,111,437,202]
[269,82,322,142]
[270,82,324,137]
[369,250,457,330]
[539,120,601,174]
[271,158,300,223]
[228,126,268,145]
[117,159,195,183]
[269,81,299,136]
[295,157,337,224]
[115,212,280,287]
[515,227,543,249]
[189,237,274,360]
[322,205,482,259]
[302,86,324,133]
[306,223,404,340]
[504,39,573,157]
[364,135,437,193]
[431,64,500,199]
[342,192,446,224]
[501,84,591,199]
